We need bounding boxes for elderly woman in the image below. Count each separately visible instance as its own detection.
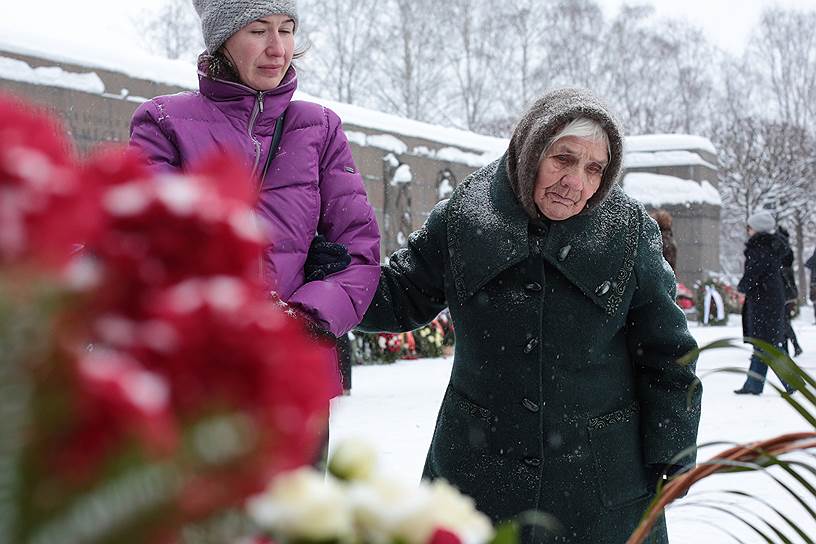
[129,0,380,398]
[357,88,701,543]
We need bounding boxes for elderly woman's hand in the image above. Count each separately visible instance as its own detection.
[304,235,351,281]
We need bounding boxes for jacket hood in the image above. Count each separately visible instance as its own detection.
[506,87,625,219]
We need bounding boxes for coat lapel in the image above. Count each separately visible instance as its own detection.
[542,186,641,317]
[448,156,641,317]
[447,155,529,301]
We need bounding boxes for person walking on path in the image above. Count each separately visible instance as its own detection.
[776,226,802,356]
[734,211,793,395]
[358,88,701,544]
[129,0,381,402]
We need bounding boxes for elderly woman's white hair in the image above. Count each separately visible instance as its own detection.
[538,118,611,166]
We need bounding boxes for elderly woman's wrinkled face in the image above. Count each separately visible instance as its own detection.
[224,15,295,91]
[534,136,608,221]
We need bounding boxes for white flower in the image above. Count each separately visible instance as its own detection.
[328,438,378,481]
[347,475,426,544]
[247,468,354,542]
[349,477,493,544]
[392,480,494,544]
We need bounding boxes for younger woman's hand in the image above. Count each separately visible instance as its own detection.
[304,235,351,281]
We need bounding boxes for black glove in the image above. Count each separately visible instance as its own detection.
[304,235,352,282]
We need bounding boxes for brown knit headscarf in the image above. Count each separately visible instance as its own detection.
[506,87,625,219]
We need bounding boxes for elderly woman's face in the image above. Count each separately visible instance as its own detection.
[533,136,608,221]
[224,15,295,91]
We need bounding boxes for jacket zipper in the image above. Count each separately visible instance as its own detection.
[204,75,273,288]
[248,91,265,178]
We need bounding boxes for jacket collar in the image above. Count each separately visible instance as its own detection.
[447,154,640,316]
[198,65,297,133]
[447,155,529,301]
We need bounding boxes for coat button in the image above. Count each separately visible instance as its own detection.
[523,457,541,467]
[595,281,611,296]
[524,338,539,354]
[522,398,539,412]
[558,244,572,261]
[525,282,542,292]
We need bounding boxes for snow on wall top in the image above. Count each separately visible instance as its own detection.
[0,56,105,95]
[623,172,722,207]
[0,35,507,158]
[0,36,720,184]
[297,90,508,157]
[0,29,199,90]
[625,134,717,156]
[625,150,717,170]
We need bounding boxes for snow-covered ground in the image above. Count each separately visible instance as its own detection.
[330,311,816,543]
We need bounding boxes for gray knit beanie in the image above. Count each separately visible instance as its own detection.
[192,0,299,54]
[507,87,624,219]
[747,210,775,233]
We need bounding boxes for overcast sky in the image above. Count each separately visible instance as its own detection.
[4,0,816,59]
[600,0,816,54]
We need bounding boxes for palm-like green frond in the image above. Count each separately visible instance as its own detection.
[628,337,816,544]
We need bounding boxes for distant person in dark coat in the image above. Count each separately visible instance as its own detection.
[806,247,816,324]
[649,209,677,273]
[735,211,794,395]
[776,226,802,356]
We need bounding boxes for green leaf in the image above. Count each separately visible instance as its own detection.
[489,521,520,544]
[720,490,806,544]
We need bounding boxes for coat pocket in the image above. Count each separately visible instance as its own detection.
[444,385,495,448]
[587,401,651,509]
[428,384,496,474]
[425,384,500,505]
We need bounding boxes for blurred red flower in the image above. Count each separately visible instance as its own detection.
[0,93,99,267]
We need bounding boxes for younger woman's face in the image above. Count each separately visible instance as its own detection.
[223,15,295,91]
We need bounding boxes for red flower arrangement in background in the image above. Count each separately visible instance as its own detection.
[0,93,331,543]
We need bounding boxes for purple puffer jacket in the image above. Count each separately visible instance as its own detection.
[129,67,381,392]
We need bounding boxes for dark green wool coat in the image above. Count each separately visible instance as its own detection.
[358,156,701,544]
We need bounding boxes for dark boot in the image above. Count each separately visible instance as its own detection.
[734,387,760,395]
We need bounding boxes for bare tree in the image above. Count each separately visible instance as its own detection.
[501,0,543,112]
[541,0,607,90]
[370,0,449,123]
[600,6,685,134]
[748,8,816,128]
[299,0,380,104]
[712,117,816,276]
[441,0,504,132]
[136,0,203,61]
[662,22,718,135]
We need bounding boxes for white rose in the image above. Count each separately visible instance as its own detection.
[328,438,378,481]
[391,480,494,544]
[347,475,426,544]
[247,468,354,542]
